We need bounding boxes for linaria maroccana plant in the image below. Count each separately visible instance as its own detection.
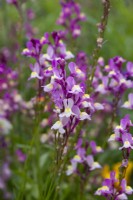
[1,0,133,199]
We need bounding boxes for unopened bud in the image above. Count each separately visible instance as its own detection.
[97,37,103,48]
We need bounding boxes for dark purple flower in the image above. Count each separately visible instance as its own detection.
[108,115,133,158]
[126,62,133,78]
[57,0,86,38]
[66,140,102,176]
[90,141,103,154]
[95,171,133,199]
[26,9,35,20]
[6,0,18,7]
[16,149,26,162]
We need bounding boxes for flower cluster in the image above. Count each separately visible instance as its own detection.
[22,0,107,178]
[66,138,103,176]
[93,56,133,96]
[95,171,133,200]
[0,47,34,198]
[108,115,133,157]
[0,135,12,199]
[102,162,133,184]
[22,24,106,175]
[57,0,86,38]
[0,161,12,200]
[22,31,73,81]
[6,0,18,7]
[0,61,33,119]
[0,62,19,119]
[24,9,36,39]
[75,51,88,80]
[49,60,104,135]
[21,1,133,199]
[22,29,104,135]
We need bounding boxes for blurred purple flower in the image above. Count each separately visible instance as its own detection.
[57,0,86,38]
[16,149,26,162]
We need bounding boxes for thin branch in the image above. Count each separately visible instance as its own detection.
[88,0,111,88]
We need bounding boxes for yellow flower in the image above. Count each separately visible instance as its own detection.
[102,162,133,184]
[101,165,110,179]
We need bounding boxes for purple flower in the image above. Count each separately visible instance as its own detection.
[95,171,133,199]
[51,117,69,134]
[126,62,133,78]
[86,155,101,170]
[6,0,18,7]
[95,76,108,94]
[16,149,26,162]
[66,140,102,176]
[0,161,12,199]
[120,179,133,195]
[57,0,86,38]
[24,23,35,40]
[119,133,133,150]
[90,141,103,154]
[113,115,133,138]
[22,31,74,84]
[66,160,77,176]
[93,56,133,97]
[29,63,43,80]
[108,115,133,158]
[122,93,133,109]
[26,9,35,20]
[68,62,85,80]
[22,38,43,58]
[59,98,76,118]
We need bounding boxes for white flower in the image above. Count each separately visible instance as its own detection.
[0,118,12,135]
[95,186,109,196]
[70,85,83,94]
[73,155,82,162]
[82,94,90,100]
[51,121,65,134]
[82,101,92,108]
[14,94,22,103]
[95,84,107,94]
[119,140,133,150]
[94,103,104,110]
[86,155,101,171]
[65,51,74,60]
[59,98,75,118]
[44,83,53,92]
[75,67,85,78]
[66,162,77,176]
[79,112,91,120]
[125,186,133,195]
[22,48,30,54]
[117,193,127,200]
[108,134,116,142]
[29,63,43,80]
[66,166,73,176]
[89,162,101,171]
[122,101,131,109]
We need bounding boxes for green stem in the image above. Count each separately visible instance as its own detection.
[88,0,110,89]
[16,102,43,200]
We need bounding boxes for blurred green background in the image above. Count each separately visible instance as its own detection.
[1,0,133,200]
[1,0,133,61]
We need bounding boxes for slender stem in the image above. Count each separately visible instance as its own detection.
[16,101,43,199]
[108,95,120,132]
[102,94,120,149]
[88,0,110,88]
